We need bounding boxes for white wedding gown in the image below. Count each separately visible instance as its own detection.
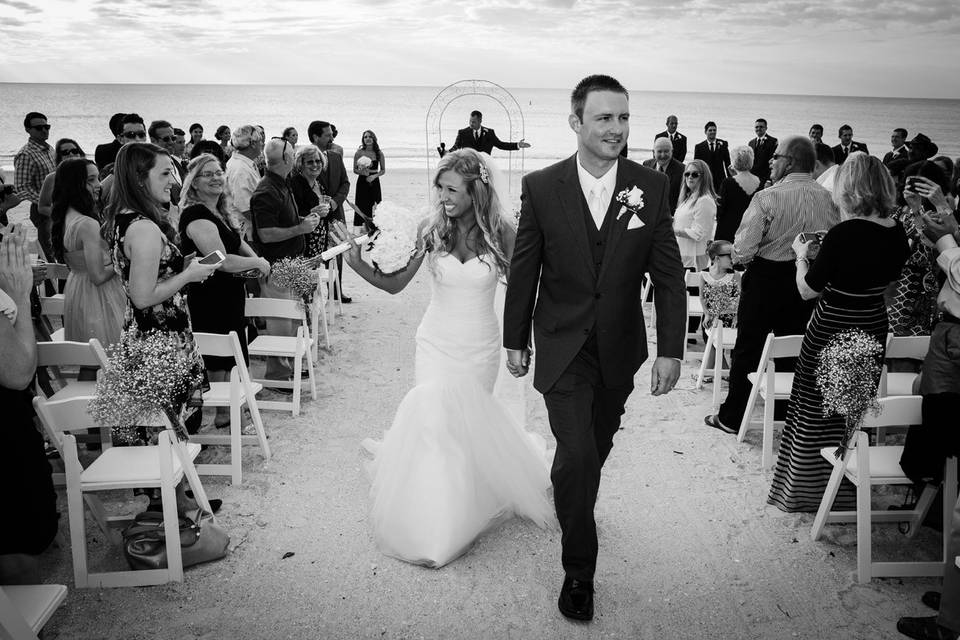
[362,252,554,568]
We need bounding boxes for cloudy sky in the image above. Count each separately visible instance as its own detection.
[0,0,957,98]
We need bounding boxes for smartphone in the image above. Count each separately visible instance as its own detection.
[799,231,824,244]
[199,250,225,266]
[904,176,919,192]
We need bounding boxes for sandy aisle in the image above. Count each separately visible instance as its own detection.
[28,168,944,640]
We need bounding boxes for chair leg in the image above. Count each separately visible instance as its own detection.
[737,377,761,444]
[230,395,242,486]
[67,481,88,588]
[712,331,723,409]
[696,330,713,390]
[246,395,270,458]
[856,432,872,583]
[305,339,317,400]
[761,391,774,470]
[811,459,847,540]
[292,348,302,417]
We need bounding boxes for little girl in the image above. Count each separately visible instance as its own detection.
[699,240,741,373]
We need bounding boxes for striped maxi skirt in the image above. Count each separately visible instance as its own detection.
[767,284,889,513]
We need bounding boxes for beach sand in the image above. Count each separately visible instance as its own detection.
[20,168,945,639]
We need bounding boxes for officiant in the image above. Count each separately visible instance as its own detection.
[447,110,531,156]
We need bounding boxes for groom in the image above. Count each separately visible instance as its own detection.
[503,74,686,622]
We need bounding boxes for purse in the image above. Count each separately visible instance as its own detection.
[122,507,229,571]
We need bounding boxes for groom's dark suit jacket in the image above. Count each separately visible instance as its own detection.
[450,127,518,155]
[503,155,687,393]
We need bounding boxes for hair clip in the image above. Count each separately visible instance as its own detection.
[478,163,489,184]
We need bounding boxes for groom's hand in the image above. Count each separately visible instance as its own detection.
[506,348,531,378]
[650,357,680,396]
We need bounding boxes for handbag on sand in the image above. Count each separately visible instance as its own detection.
[122,508,229,571]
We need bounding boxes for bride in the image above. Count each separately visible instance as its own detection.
[329,149,554,568]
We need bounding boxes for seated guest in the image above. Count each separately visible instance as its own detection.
[50,157,125,350]
[768,153,909,512]
[94,112,126,171]
[714,145,760,242]
[184,123,203,158]
[288,145,332,259]
[179,153,270,427]
[699,240,741,372]
[0,224,58,584]
[38,137,86,221]
[673,159,716,269]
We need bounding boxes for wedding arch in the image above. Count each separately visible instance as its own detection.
[424,80,526,204]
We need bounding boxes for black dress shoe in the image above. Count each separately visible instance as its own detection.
[923,591,942,611]
[558,577,594,621]
[340,295,352,303]
[896,616,958,640]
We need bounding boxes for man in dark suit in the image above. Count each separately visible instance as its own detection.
[94,112,125,171]
[883,128,910,178]
[448,110,530,155]
[504,74,685,623]
[693,121,731,192]
[832,124,869,165]
[748,118,777,185]
[309,119,353,302]
[642,137,684,213]
[654,114,687,162]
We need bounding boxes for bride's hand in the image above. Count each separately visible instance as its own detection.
[329,221,362,263]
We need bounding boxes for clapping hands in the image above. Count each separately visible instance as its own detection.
[0,224,35,302]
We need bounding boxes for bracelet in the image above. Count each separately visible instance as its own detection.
[795,257,808,265]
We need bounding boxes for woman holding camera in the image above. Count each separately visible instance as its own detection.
[768,153,909,513]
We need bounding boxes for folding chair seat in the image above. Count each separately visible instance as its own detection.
[0,584,67,640]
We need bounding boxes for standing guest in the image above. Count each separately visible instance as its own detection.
[179,153,270,426]
[149,120,182,177]
[642,137,684,213]
[172,128,187,164]
[38,138,86,221]
[50,158,125,349]
[288,145,332,259]
[932,156,955,187]
[94,112,126,171]
[253,126,267,177]
[184,123,203,158]
[808,124,824,146]
[224,124,264,242]
[883,128,910,179]
[714,145,760,242]
[832,124,869,166]
[673,159,717,269]
[654,114,687,162]
[215,125,233,160]
[99,114,149,208]
[329,124,345,157]
[813,142,839,193]
[694,121,730,192]
[768,153,909,512]
[281,127,299,147]
[353,129,385,233]
[189,139,227,165]
[309,120,353,302]
[251,138,320,383]
[14,111,56,261]
[704,136,840,434]
[449,110,531,155]
[748,118,777,186]
[0,225,58,585]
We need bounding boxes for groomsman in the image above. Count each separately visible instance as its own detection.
[654,115,687,162]
[832,124,869,165]
[694,121,731,192]
[643,137,684,213]
[883,128,910,178]
[749,118,777,186]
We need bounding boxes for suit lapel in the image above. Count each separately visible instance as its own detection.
[556,156,597,280]
[596,160,631,285]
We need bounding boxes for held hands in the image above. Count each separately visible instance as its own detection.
[183,257,219,284]
[0,224,37,302]
[506,348,531,378]
[650,357,680,396]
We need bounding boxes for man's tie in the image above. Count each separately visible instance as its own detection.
[474,130,480,142]
[710,142,715,153]
[659,165,665,173]
[589,185,606,228]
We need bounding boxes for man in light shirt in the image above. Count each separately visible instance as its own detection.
[225,124,264,242]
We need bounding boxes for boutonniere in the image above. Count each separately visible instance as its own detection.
[616,185,645,220]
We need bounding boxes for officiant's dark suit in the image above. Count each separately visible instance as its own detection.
[450,126,519,155]
[504,80,686,599]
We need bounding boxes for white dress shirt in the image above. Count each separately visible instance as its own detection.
[576,154,618,230]
[225,153,261,239]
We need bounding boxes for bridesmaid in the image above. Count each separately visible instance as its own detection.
[353,130,385,233]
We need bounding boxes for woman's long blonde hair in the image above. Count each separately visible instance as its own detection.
[180,153,238,231]
[422,149,511,277]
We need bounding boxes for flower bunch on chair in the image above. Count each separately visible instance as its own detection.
[90,328,204,443]
[815,329,883,457]
[701,283,740,326]
[367,201,423,275]
[270,257,317,305]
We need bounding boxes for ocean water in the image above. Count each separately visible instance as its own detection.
[2,83,958,175]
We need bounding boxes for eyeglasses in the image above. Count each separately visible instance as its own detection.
[198,170,225,179]
[303,158,322,165]
[60,148,81,157]
[30,124,51,131]
[683,172,701,178]
[122,131,147,140]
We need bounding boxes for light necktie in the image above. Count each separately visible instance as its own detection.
[589,185,606,229]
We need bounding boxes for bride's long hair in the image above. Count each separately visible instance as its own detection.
[422,149,512,277]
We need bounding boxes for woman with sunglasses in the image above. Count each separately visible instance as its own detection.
[673,159,717,269]
[289,144,332,259]
[37,138,86,221]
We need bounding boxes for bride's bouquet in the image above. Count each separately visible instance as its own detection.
[367,201,424,275]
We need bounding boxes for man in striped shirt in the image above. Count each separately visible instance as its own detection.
[705,135,840,434]
[13,111,56,260]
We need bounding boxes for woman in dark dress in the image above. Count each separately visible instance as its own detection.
[179,153,270,427]
[0,226,57,584]
[289,144,332,259]
[715,145,760,242]
[353,130,385,233]
[768,153,910,512]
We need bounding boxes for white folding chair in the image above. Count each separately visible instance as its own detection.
[879,335,929,397]
[0,584,67,640]
[683,271,704,360]
[191,331,270,485]
[34,339,109,401]
[245,298,316,416]
[34,395,213,588]
[736,333,803,469]
[326,258,343,318]
[811,396,958,583]
[311,267,332,358]
[38,295,65,341]
[696,323,738,409]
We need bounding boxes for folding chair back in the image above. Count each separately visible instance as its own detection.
[35,339,106,369]
[879,335,929,397]
[245,297,305,322]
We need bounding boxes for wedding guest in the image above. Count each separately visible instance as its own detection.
[932,156,955,190]
[14,111,56,260]
[769,153,909,513]
[353,129,385,232]
[883,128,910,179]
[0,176,24,226]
[694,121,730,192]
[813,143,838,193]
[654,114,687,162]
[184,123,203,158]
[889,133,940,193]
[0,225,58,585]
[329,124,344,157]
[215,125,233,159]
[224,124,263,242]
[705,136,840,435]
[98,114,148,208]
[179,153,270,426]
[251,138,320,383]
[748,118,777,185]
[289,144,332,259]
[832,124,869,165]
[50,158,125,349]
[309,120,352,302]
[94,112,126,170]
[673,159,716,269]
[699,240,741,372]
[808,124,824,146]
[254,125,267,176]
[38,138,86,221]
[281,127,299,147]
[449,110,531,155]
[173,128,187,164]
[642,137,684,213]
[189,139,227,165]
[149,120,181,174]
[714,145,760,242]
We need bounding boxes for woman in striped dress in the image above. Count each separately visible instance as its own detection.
[768,153,910,512]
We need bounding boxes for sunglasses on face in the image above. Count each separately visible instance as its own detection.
[30,124,51,131]
[684,171,701,178]
[60,147,81,156]
[122,131,147,140]
[158,135,175,143]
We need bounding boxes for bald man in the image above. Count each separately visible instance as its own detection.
[642,137,684,213]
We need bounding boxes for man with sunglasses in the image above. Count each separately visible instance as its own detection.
[14,112,56,260]
[149,120,185,204]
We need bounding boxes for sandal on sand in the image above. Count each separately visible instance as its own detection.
[704,414,737,435]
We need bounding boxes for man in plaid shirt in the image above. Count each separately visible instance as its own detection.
[14,112,56,260]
